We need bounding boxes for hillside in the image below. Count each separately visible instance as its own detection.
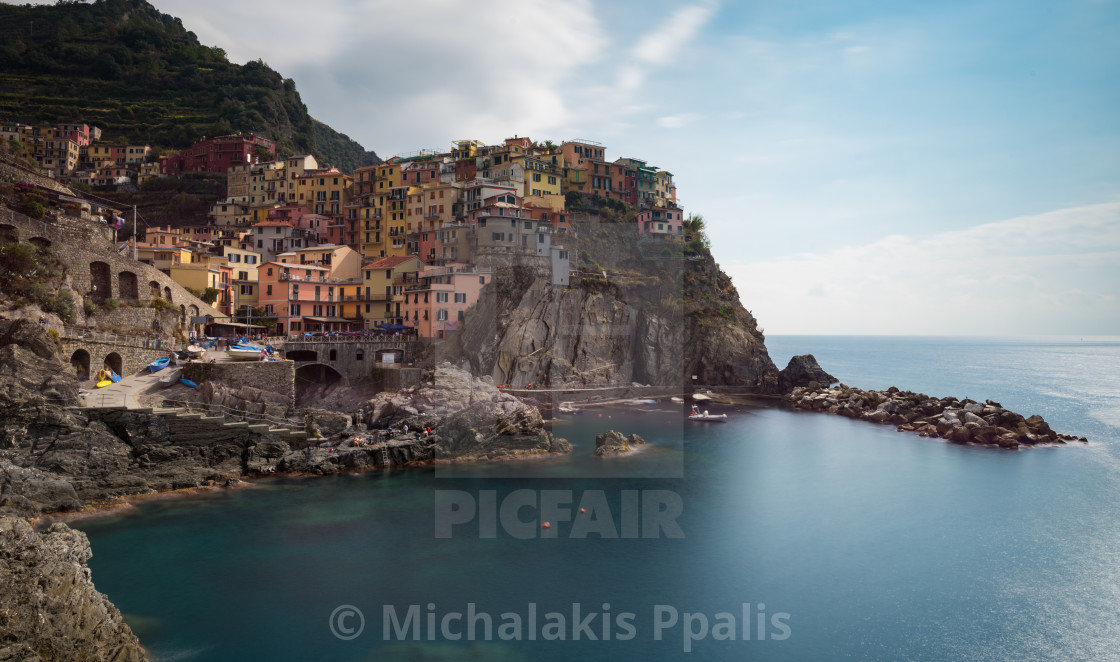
[0,0,380,172]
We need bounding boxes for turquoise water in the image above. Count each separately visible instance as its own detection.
[75,336,1120,661]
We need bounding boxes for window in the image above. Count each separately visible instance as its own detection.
[480,276,486,285]
[492,232,503,241]
[266,285,272,295]
[524,221,532,229]
[436,292,448,303]
[437,309,448,321]
[356,349,363,361]
[458,310,465,321]
[454,293,466,303]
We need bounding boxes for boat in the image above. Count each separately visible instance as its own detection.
[147,357,170,373]
[689,405,727,422]
[692,393,712,402]
[670,396,684,403]
[558,402,581,414]
[94,369,112,388]
[107,370,121,383]
[180,378,198,388]
[186,344,207,358]
[227,345,265,361]
[157,370,180,389]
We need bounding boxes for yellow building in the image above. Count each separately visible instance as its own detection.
[295,168,353,227]
[361,255,422,327]
[136,245,192,273]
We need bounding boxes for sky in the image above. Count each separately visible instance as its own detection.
[49,0,1120,333]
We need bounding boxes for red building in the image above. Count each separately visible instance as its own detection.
[161,134,276,175]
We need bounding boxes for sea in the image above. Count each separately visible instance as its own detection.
[73,336,1120,661]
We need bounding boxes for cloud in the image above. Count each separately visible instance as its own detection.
[615,1,718,94]
[726,202,1120,335]
[156,0,606,155]
[657,113,702,129]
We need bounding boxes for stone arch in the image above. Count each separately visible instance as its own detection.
[295,363,343,385]
[28,236,51,250]
[117,270,139,301]
[89,262,112,303]
[149,281,161,298]
[0,224,18,244]
[329,349,337,361]
[164,286,173,303]
[69,349,90,382]
[188,304,199,319]
[286,349,318,362]
[103,352,123,376]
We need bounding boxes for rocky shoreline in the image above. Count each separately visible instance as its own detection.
[788,383,1087,448]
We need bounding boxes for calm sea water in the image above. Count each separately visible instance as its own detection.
[75,336,1120,661]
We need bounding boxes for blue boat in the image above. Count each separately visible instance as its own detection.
[147,357,170,373]
[108,370,121,383]
[179,378,198,388]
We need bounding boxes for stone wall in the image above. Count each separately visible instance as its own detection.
[182,360,295,409]
[59,337,178,381]
[274,339,421,383]
[0,207,221,335]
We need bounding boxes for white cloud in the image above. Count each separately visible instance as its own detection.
[726,202,1120,335]
[614,1,718,93]
[657,113,702,129]
[155,0,606,155]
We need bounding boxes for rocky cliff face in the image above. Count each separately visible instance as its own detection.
[0,517,148,661]
[450,220,780,392]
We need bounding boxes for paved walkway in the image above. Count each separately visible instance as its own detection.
[79,366,180,409]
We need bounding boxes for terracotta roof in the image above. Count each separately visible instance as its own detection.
[369,256,422,268]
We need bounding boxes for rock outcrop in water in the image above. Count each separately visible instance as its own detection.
[0,516,147,661]
[360,363,572,461]
[789,383,1087,448]
[779,354,837,391]
[594,430,647,456]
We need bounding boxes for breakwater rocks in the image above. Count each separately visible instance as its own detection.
[789,384,1087,448]
[594,430,647,456]
[0,516,147,661]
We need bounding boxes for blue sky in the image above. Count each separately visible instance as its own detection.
[61,0,1120,333]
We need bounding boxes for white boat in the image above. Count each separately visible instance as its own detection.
[186,344,207,358]
[227,346,265,361]
[692,393,712,402]
[558,401,581,414]
[670,396,684,403]
[689,405,727,422]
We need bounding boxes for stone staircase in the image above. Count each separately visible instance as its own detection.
[137,406,309,443]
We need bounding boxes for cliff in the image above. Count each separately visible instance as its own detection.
[450,214,780,392]
[0,517,147,661]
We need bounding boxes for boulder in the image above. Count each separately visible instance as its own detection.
[778,354,837,392]
[594,430,647,456]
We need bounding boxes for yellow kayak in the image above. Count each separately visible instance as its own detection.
[94,369,112,388]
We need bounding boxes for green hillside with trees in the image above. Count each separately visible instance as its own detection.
[0,0,380,172]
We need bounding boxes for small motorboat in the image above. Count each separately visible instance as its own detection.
[227,345,265,361]
[692,393,712,402]
[670,396,684,403]
[94,369,112,388]
[558,402,581,414]
[157,370,180,389]
[148,357,170,373]
[186,344,207,358]
[689,405,727,422]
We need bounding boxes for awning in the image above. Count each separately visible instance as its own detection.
[205,321,268,329]
[376,324,413,331]
[304,316,356,323]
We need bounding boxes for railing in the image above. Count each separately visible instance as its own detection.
[275,334,419,344]
[58,325,178,350]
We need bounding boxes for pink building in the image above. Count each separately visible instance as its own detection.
[257,261,359,334]
[399,263,492,340]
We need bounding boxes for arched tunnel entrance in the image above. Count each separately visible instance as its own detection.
[286,350,318,362]
[294,363,344,406]
[70,349,90,382]
[103,352,123,376]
